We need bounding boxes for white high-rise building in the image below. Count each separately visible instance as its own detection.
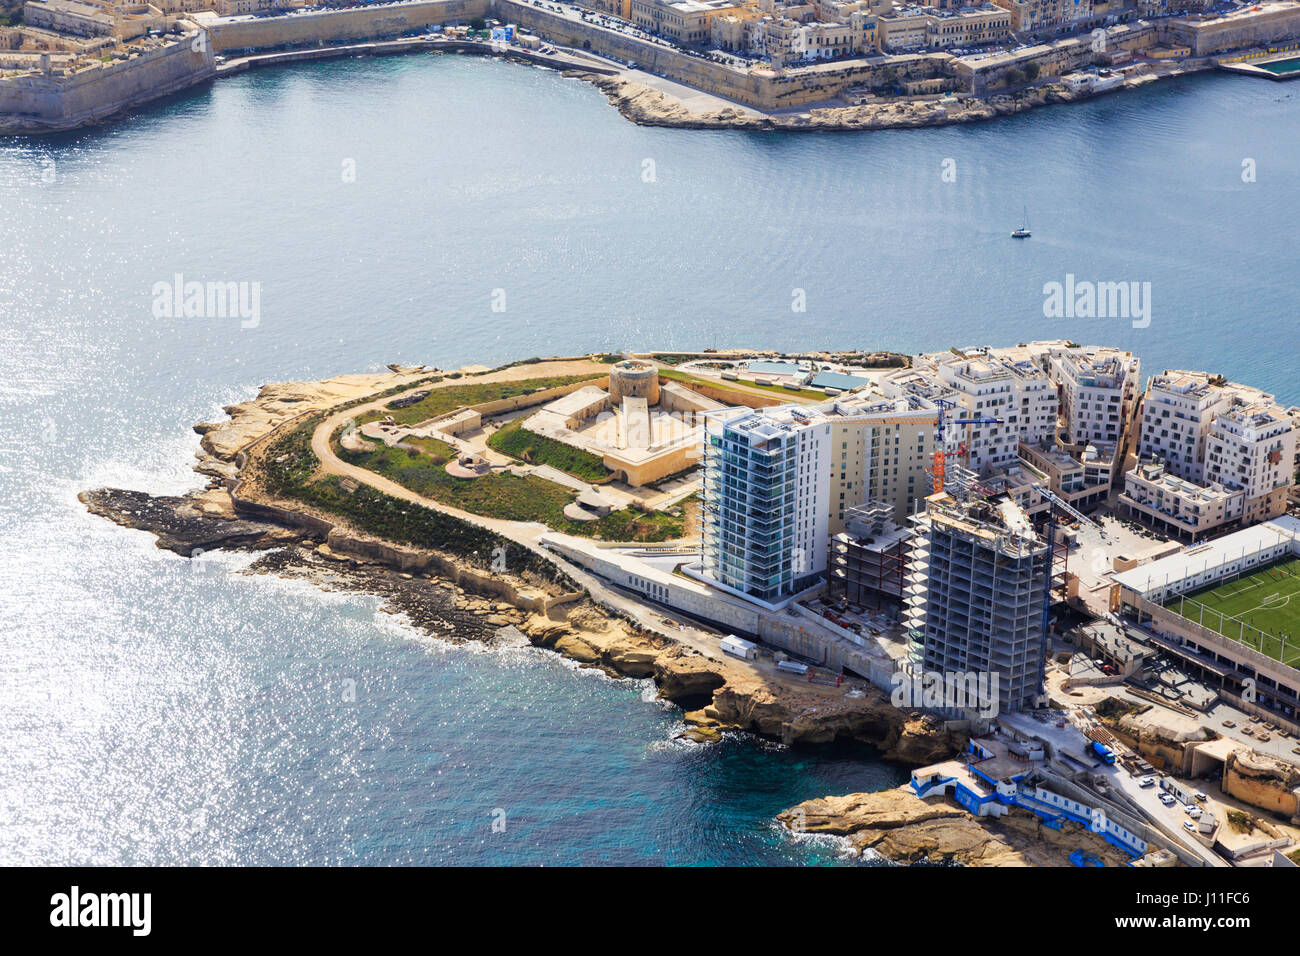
[904,348,1056,474]
[1137,372,1281,481]
[1124,370,1296,537]
[700,405,830,607]
[1137,371,1238,483]
[1204,401,1296,524]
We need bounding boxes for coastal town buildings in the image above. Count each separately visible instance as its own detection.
[1121,371,1296,539]
[630,0,751,44]
[991,0,1093,33]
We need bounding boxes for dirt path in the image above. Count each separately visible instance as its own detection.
[303,378,761,671]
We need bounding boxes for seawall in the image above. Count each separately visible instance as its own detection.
[0,36,214,134]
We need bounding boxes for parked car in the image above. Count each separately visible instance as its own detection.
[1159,793,1176,807]
[1194,791,1208,802]
[1182,820,1197,833]
[1222,720,1236,728]
[1139,776,1156,788]
[1186,806,1202,820]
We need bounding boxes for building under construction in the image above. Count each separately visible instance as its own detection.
[903,493,1051,715]
[827,502,910,610]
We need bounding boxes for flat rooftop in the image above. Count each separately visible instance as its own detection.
[1114,514,1300,597]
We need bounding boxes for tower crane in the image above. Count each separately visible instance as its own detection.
[925,398,1004,495]
[1032,482,1108,696]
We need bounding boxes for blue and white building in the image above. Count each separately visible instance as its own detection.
[699,405,830,608]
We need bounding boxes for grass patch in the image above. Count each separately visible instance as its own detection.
[1226,810,1257,835]
[257,416,565,577]
[336,428,680,543]
[360,374,600,428]
[487,419,608,482]
[1166,558,1300,665]
[404,435,457,464]
[657,366,824,401]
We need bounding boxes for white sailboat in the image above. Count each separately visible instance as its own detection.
[1011,206,1031,239]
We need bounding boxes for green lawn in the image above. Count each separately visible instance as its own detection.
[336,434,681,543]
[486,419,609,482]
[1168,558,1300,665]
[656,366,825,401]
[358,374,600,428]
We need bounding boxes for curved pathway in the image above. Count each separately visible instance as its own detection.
[307,386,733,663]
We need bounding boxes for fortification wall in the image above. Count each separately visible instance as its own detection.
[207,0,488,52]
[0,36,213,132]
[1164,6,1300,56]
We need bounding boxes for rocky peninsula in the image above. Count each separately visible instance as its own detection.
[81,359,964,769]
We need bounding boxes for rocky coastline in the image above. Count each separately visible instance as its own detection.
[80,367,965,767]
[778,789,1139,867]
[580,70,1171,133]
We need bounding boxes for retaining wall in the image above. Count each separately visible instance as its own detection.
[0,36,213,132]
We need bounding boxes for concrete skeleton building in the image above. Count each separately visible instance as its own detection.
[904,493,1051,714]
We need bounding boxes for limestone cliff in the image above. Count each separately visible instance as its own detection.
[1223,750,1300,823]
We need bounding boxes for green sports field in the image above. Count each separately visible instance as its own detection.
[1166,557,1300,667]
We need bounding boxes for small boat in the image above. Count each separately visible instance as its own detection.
[1011,206,1031,238]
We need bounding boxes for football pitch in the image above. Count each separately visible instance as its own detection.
[1166,557,1300,666]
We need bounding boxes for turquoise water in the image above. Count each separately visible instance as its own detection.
[1260,56,1300,75]
[747,361,806,374]
[0,53,1297,865]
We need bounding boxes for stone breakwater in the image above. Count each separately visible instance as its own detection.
[81,365,964,763]
[777,789,1140,867]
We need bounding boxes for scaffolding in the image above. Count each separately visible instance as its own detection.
[826,502,911,610]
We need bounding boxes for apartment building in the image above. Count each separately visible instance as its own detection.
[988,349,1058,446]
[631,0,750,44]
[991,0,1093,32]
[1119,459,1246,540]
[1019,439,1115,510]
[1048,344,1141,448]
[743,10,877,60]
[931,353,1023,473]
[1137,372,1280,483]
[877,5,929,49]
[700,405,830,607]
[1125,371,1295,537]
[925,5,1012,48]
[1204,401,1296,525]
[1137,371,1238,484]
[904,494,1049,714]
